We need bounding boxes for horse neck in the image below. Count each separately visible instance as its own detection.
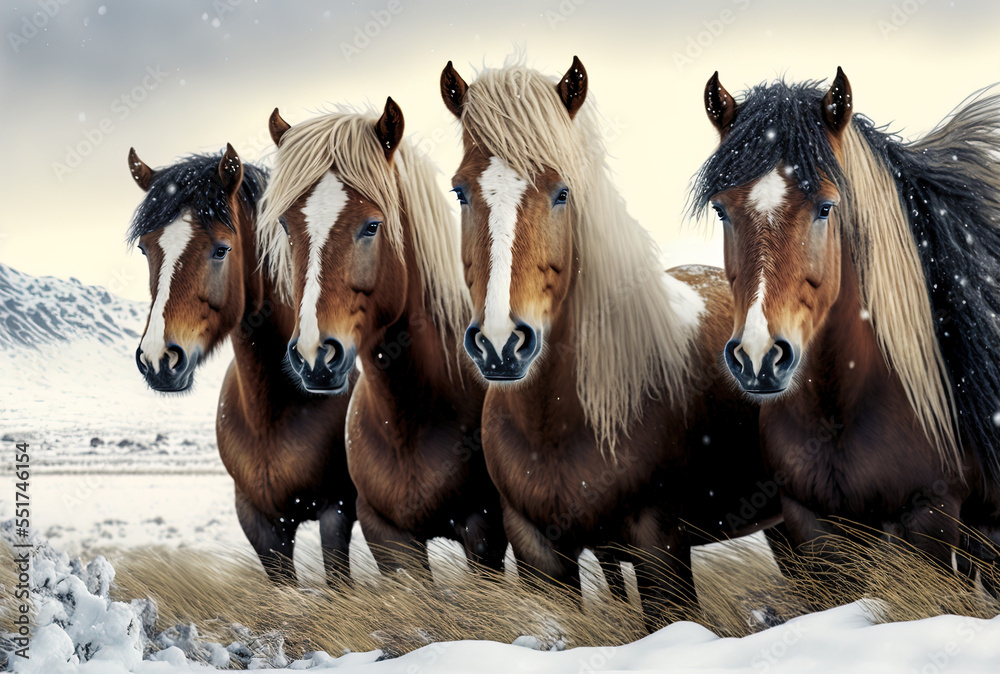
[798,235,891,411]
[227,206,299,411]
[357,212,467,407]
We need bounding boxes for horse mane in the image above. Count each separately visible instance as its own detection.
[256,108,469,352]
[127,151,267,245]
[461,61,700,453]
[691,79,1000,483]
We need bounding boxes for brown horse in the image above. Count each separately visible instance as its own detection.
[128,145,357,585]
[439,58,785,626]
[695,69,1000,590]
[256,100,506,575]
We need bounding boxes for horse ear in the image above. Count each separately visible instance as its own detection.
[218,143,244,195]
[705,72,738,137]
[374,96,405,161]
[269,108,291,147]
[557,55,588,119]
[440,61,468,119]
[128,147,155,192]
[822,66,853,136]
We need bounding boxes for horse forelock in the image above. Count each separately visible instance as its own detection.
[128,152,266,246]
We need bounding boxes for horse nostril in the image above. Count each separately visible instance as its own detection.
[135,347,148,375]
[513,323,537,359]
[287,340,305,368]
[165,344,187,372]
[464,325,487,360]
[724,339,746,376]
[322,338,345,369]
[772,339,794,372]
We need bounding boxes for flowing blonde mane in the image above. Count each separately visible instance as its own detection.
[461,64,699,452]
[840,124,960,471]
[256,109,469,349]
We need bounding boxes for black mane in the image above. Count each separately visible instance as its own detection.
[690,79,845,217]
[692,79,1000,486]
[127,151,268,244]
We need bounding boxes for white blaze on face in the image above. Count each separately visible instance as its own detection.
[139,216,194,373]
[740,277,772,377]
[298,171,349,364]
[736,168,786,376]
[748,168,787,224]
[477,156,528,351]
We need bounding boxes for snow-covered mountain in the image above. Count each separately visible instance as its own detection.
[0,264,146,349]
[0,263,230,474]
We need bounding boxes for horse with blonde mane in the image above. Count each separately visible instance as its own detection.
[695,68,1000,590]
[128,145,356,585]
[257,99,507,574]
[440,58,786,627]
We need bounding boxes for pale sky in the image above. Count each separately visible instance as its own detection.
[2,0,999,301]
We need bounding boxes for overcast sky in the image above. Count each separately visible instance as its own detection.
[2,0,999,300]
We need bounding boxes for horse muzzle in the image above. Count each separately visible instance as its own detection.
[724,336,799,397]
[286,338,355,395]
[464,322,540,382]
[136,344,200,393]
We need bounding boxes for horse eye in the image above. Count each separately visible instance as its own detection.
[451,187,468,205]
[213,246,231,260]
[138,244,147,256]
[712,205,728,221]
[554,188,569,205]
[818,203,833,219]
[363,221,381,237]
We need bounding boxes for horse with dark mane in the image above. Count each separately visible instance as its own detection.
[256,100,507,575]
[128,145,357,585]
[439,58,787,627]
[694,69,1000,590]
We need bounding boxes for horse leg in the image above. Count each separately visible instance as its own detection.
[594,548,630,604]
[457,508,507,575]
[235,488,296,584]
[898,491,963,575]
[502,502,580,597]
[318,504,353,588]
[626,510,697,631]
[966,524,1000,597]
[777,495,854,605]
[356,496,428,577]
[763,521,803,583]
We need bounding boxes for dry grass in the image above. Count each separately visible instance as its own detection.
[110,545,649,662]
[0,540,17,635]
[4,524,996,665]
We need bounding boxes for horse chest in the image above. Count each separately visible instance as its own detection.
[216,379,345,516]
[484,415,648,529]
[763,401,941,516]
[347,398,480,527]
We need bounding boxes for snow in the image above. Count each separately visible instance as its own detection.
[4,264,1000,672]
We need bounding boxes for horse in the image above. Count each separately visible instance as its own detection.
[127,145,357,586]
[256,99,507,576]
[439,57,787,627]
[694,68,1000,591]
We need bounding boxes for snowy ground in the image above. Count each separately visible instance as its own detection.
[3,265,1000,671]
